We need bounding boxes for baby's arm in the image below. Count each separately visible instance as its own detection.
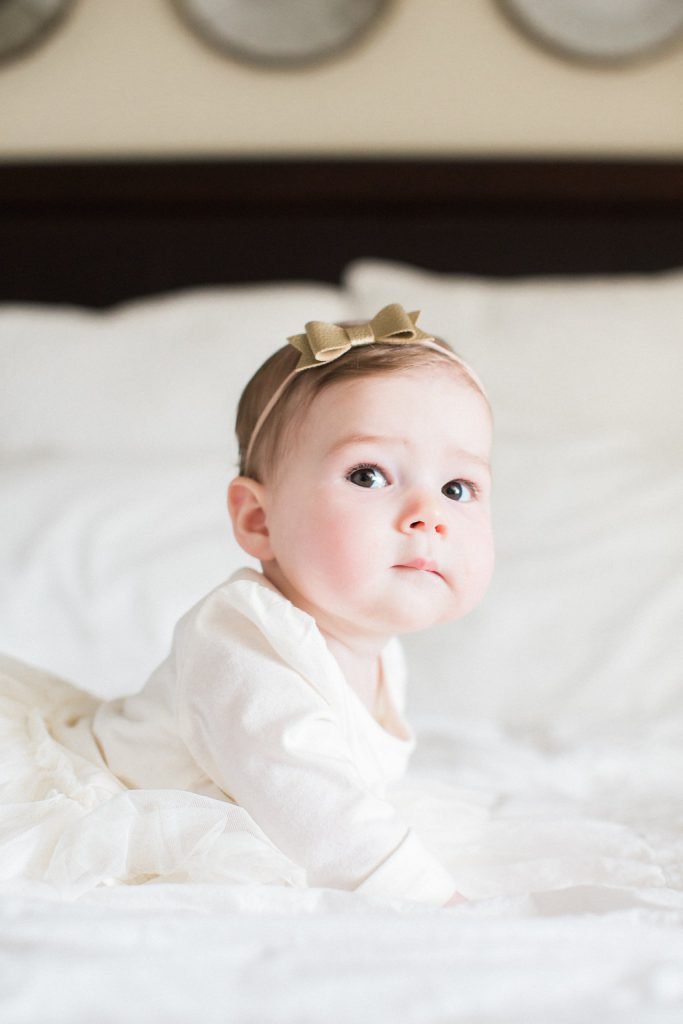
[177,608,456,907]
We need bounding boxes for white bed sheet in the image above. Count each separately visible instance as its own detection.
[3,886,682,1024]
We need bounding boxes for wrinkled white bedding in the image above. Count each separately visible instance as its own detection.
[2,715,683,1023]
[1,268,682,1022]
[3,884,682,1024]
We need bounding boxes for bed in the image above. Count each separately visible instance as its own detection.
[1,158,682,1023]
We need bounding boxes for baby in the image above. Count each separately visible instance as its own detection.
[0,303,493,906]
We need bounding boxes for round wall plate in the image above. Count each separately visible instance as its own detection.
[496,0,683,66]
[170,0,391,69]
[0,0,75,65]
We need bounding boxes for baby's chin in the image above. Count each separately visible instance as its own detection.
[401,571,493,625]
[374,593,469,636]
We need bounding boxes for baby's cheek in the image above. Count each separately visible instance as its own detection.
[310,509,375,582]
[317,517,364,571]
[464,527,496,606]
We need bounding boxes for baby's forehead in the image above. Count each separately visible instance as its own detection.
[295,368,491,454]
[315,363,475,402]
[318,366,486,415]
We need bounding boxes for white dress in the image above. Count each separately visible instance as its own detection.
[0,568,456,905]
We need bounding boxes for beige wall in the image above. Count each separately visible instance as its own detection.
[1,0,682,159]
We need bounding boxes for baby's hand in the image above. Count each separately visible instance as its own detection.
[443,890,468,907]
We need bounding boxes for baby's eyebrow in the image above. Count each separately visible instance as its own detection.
[326,433,403,455]
[450,451,491,471]
[326,433,490,470]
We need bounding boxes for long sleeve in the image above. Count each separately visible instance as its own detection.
[175,583,455,906]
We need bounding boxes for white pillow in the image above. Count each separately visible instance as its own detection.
[0,284,352,457]
[344,260,683,448]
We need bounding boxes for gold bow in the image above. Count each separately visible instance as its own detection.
[287,303,435,372]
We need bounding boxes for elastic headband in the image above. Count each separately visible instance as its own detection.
[243,303,486,474]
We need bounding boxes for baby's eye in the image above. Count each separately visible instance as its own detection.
[347,464,388,489]
[442,479,475,502]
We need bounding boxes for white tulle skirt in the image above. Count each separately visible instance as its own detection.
[0,655,316,896]
[0,654,490,901]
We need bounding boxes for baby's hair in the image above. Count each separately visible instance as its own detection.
[236,325,488,483]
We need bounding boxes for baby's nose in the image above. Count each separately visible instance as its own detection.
[399,495,447,536]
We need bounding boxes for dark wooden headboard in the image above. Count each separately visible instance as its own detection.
[1,158,682,307]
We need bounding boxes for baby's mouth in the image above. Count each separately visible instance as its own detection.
[395,558,443,579]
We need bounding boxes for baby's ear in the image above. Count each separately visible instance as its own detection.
[227,477,273,560]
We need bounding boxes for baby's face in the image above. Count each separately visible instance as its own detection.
[260,366,494,644]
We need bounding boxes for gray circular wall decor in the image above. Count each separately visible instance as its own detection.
[0,0,75,65]
[496,0,683,66]
[170,0,391,69]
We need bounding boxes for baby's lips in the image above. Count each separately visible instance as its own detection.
[396,558,442,576]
